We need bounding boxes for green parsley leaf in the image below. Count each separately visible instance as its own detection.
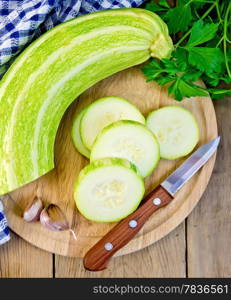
[209,88,231,96]
[186,20,219,47]
[191,0,210,10]
[188,47,224,74]
[145,0,169,13]
[173,48,188,71]
[209,88,231,100]
[223,76,231,84]
[182,71,202,82]
[165,3,192,34]
[141,60,163,81]
[202,73,221,87]
[168,78,208,101]
[161,58,180,74]
[178,0,192,5]
[158,0,170,8]
[156,75,175,86]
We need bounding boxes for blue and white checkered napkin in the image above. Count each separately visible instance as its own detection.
[0,0,145,245]
[0,201,10,245]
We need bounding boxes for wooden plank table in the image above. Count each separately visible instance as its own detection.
[0,97,230,278]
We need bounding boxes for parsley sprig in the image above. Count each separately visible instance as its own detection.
[142,0,231,100]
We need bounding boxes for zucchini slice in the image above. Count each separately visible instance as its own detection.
[72,107,90,158]
[90,120,160,177]
[74,158,144,222]
[146,106,199,160]
[80,97,145,150]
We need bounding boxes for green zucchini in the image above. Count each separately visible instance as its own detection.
[0,8,173,195]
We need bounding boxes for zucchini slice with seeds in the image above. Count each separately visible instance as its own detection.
[74,158,144,222]
[80,97,145,150]
[146,106,199,160]
[90,120,160,177]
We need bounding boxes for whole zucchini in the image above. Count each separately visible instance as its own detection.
[0,8,173,195]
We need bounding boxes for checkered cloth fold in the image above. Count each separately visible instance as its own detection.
[0,0,145,245]
[0,201,10,245]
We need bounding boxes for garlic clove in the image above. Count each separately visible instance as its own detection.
[23,196,43,222]
[40,204,69,231]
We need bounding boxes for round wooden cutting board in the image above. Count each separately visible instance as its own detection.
[2,66,218,257]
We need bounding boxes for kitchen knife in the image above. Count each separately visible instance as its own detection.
[84,137,220,271]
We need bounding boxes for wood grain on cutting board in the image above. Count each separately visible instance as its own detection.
[1,67,217,258]
[0,95,230,278]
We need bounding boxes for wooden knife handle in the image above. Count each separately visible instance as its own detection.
[83,186,173,271]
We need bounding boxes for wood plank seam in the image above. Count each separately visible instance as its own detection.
[185,219,188,278]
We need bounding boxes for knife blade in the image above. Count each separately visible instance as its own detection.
[84,137,220,271]
[161,137,220,196]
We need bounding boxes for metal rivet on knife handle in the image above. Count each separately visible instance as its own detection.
[104,242,113,251]
[129,220,138,228]
[153,198,161,206]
